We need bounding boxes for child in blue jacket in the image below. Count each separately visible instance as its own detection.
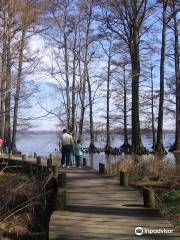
[74,139,84,167]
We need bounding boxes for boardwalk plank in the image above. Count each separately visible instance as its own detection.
[49,167,180,240]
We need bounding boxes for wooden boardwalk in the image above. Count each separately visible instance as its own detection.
[49,167,179,240]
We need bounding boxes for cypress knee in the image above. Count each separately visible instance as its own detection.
[143,187,155,208]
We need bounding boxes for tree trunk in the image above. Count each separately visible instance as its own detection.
[123,69,128,146]
[87,71,96,152]
[156,1,168,153]
[105,54,111,150]
[79,106,85,142]
[71,29,77,135]
[1,86,6,140]
[78,11,92,142]
[5,29,12,148]
[171,0,180,151]
[130,25,144,154]
[0,10,7,139]
[12,29,25,153]
[78,53,86,142]
[64,33,71,130]
[151,66,156,149]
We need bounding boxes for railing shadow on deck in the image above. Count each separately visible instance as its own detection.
[66,205,161,218]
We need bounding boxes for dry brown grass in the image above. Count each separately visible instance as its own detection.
[0,167,52,238]
[106,154,178,181]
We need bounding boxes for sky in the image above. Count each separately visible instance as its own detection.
[26,31,176,132]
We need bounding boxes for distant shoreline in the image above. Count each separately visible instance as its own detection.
[17,129,175,135]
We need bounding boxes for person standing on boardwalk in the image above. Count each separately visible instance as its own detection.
[60,129,74,168]
[74,139,84,167]
[0,137,4,154]
[2,138,8,153]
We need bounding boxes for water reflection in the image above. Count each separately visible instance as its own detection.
[86,153,123,170]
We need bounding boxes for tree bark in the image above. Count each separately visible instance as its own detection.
[171,0,180,150]
[130,24,144,154]
[79,105,85,142]
[123,68,128,146]
[64,32,71,130]
[12,29,26,153]
[78,8,92,142]
[71,28,77,135]
[78,58,86,141]
[151,66,156,149]
[87,71,96,152]
[105,54,111,150]
[5,24,12,148]
[0,9,7,139]
[156,0,168,153]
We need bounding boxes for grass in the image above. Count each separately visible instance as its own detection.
[0,168,51,239]
[157,190,180,228]
[128,174,143,181]
[162,190,180,215]
[105,154,178,182]
[0,175,7,186]
[0,213,30,237]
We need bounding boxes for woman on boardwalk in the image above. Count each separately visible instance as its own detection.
[74,139,84,167]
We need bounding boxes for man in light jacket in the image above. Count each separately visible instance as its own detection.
[60,129,74,168]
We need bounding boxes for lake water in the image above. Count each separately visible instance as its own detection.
[17,131,175,156]
[16,131,176,170]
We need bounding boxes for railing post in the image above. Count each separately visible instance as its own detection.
[57,172,66,187]
[56,189,66,210]
[56,171,66,210]
[120,171,128,186]
[83,157,87,167]
[25,164,33,176]
[8,150,12,159]
[36,156,41,165]
[47,154,53,168]
[99,163,105,174]
[22,154,26,161]
[52,165,58,177]
[143,187,155,208]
